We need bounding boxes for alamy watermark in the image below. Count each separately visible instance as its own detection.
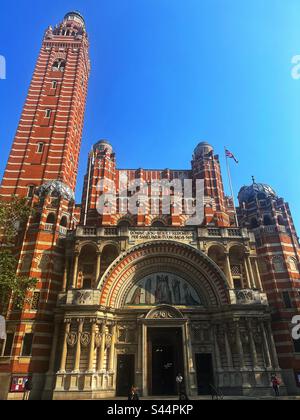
[0,55,6,80]
[96,173,205,226]
[292,315,300,340]
[291,55,300,80]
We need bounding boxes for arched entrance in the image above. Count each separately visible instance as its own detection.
[98,241,230,397]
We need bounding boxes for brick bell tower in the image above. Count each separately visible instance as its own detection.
[0,12,90,400]
[0,11,90,199]
[237,182,300,393]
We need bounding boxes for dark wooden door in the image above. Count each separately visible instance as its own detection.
[116,354,135,397]
[195,353,214,395]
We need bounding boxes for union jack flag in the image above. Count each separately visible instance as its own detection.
[225,149,239,164]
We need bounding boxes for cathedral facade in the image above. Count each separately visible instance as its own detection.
[0,12,299,400]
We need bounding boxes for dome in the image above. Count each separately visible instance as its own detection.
[193,141,213,159]
[238,183,277,204]
[64,11,85,26]
[93,139,113,153]
[37,180,75,201]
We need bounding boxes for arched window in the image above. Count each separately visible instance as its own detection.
[60,216,68,227]
[46,213,56,224]
[117,220,131,228]
[52,59,66,72]
[273,256,285,273]
[151,220,166,228]
[263,215,273,226]
[288,257,298,272]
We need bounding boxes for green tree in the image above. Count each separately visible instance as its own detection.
[0,196,37,313]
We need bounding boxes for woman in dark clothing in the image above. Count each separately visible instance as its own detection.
[128,386,140,401]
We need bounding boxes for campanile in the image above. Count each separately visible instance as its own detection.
[0,11,90,199]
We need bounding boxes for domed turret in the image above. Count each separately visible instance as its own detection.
[193,141,213,159]
[238,183,277,204]
[64,11,85,27]
[93,139,113,154]
[37,180,75,201]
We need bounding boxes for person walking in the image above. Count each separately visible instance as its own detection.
[23,377,33,401]
[271,374,280,397]
[128,385,140,401]
[176,373,184,395]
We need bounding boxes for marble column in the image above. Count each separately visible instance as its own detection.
[224,327,233,369]
[59,321,70,373]
[73,320,84,372]
[254,260,263,291]
[97,322,106,372]
[108,324,117,372]
[88,321,97,372]
[246,256,256,289]
[247,319,258,369]
[213,324,222,371]
[235,321,245,369]
[261,321,272,369]
[266,322,280,369]
[72,253,79,289]
[62,259,69,292]
[225,254,234,289]
[96,252,101,283]
[243,259,251,289]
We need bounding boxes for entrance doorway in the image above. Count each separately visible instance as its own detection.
[148,328,184,396]
[195,353,214,395]
[116,354,135,397]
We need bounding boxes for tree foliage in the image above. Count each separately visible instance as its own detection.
[0,196,37,313]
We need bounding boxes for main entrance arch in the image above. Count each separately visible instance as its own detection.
[99,241,229,397]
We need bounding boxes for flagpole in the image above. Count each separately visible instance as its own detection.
[225,147,239,227]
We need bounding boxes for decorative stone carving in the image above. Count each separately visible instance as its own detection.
[117,323,136,343]
[105,333,113,349]
[80,332,91,347]
[73,290,93,305]
[66,332,77,347]
[95,333,102,348]
[234,289,268,305]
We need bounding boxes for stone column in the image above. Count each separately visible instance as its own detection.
[59,321,70,373]
[136,322,143,392]
[243,259,251,289]
[247,319,258,369]
[62,258,69,292]
[224,327,233,369]
[73,319,84,372]
[72,253,79,289]
[261,321,272,369]
[48,322,60,373]
[96,252,101,283]
[254,260,263,291]
[225,253,234,289]
[266,322,280,369]
[88,321,97,372]
[213,324,222,371]
[108,324,117,372]
[97,322,106,372]
[235,321,245,369]
[142,324,148,396]
[246,255,256,289]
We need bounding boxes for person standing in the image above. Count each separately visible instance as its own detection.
[23,377,33,400]
[271,374,280,397]
[128,385,140,401]
[176,373,184,395]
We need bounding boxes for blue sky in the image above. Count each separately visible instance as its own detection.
[0,0,299,230]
